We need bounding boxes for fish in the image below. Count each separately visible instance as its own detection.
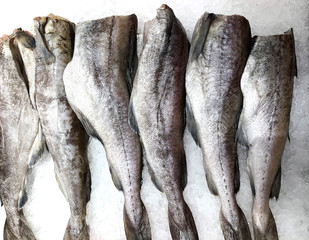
[0,30,44,239]
[62,14,151,239]
[128,4,198,240]
[185,12,252,239]
[32,14,91,240]
[237,29,296,240]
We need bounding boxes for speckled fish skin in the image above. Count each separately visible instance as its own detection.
[32,14,90,240]
[238,30,296,240]
[186,12,252,240]
[63,14,151,239]
[0,32,39,240]
[129,5,198,240]
[15,30,37,110]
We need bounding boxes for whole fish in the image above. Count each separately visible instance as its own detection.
[185,12,252,239]
[63,14,151,239]
[0,30,43,239]
[129,5,198,239]
[32,14,91,240]
[237,30,296,240]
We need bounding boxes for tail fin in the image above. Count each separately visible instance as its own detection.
[123,203,151,240]
[252,209,278,240]
[219,207,252,240]
[168,201,199,240]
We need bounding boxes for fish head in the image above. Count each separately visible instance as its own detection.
[44,14,75,35]
[33,14,75,64]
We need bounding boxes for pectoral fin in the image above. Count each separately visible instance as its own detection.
[126,14,138,94]
[236,118,249,149]
[181,149,187,191]
[28,124,45,167]
[18,188,28,210]
[270,167,281,200]
[70,104,102,144]
[85,165,91,203]
[128,97,140,135]
[185,98,199,146]
[190,12,216,60]
[205,171,218,196]
[18,178,28,210]
[285,28,297,77]
[234,156,240,194]
[109,165,123,191]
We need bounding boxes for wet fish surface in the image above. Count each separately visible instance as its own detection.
[0,30,42,239]
[32,14,91,240]
[129,5,198,240]
[237,29,296,240]
[186,12,252,239]
[63,14,151,239]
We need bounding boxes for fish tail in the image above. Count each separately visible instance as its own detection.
[219,207,252,240]
[123,202,151,240]
[64,218,89,240]
[252,206,278,240]
[168,201,199,240]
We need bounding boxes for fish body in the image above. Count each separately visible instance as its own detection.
[186,12,252,239]
[238,30,296,240]
[129,5,198,240]
[63,14,151,239]
[32,14,90,240]
[0,32,40,239]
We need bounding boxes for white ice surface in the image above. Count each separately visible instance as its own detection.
[0,0,308,239]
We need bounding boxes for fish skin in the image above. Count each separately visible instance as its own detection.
[63,14,151,239]
[186,12,252,239]
[0,32,42,240]
[14,28,37,111]
[237,30,296,240]
[32,14,91,240]
[129,4,198,240]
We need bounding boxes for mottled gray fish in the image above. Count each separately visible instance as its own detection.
[186,12,252,239]
[32,14,91,240]
[63,14,151,239]
[0,30,43,240]
[237,29,296,240]
[129,5,198,240]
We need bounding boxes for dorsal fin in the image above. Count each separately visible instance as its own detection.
[190,12,216,60]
